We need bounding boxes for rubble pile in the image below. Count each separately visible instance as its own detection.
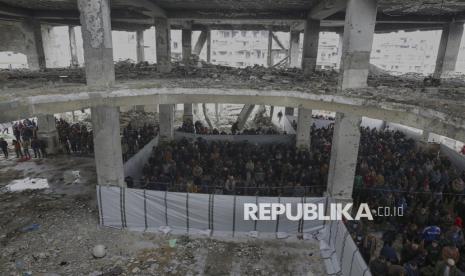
[1,60,464,92]
[0,61,338,91]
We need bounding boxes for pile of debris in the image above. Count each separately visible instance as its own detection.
[1,61,464,100]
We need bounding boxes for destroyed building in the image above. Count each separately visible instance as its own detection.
[1,0,465,275]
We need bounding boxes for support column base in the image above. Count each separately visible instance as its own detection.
[38,131,59,154]
[302,58,317,76]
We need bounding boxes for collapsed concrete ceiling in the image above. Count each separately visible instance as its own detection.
[0,0,464,32]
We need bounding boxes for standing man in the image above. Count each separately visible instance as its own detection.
[31,137,41,158]
[0,138,8,159]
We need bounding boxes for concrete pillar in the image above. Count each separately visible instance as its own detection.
[433,22,464,79]
[301,19,320,76]
[296,108,312,149]
[379,120,387,131]
[267,30,273,67]
[202,103,214,129]
[91,106,125,186]
[134,30,146,111]
[215,103,221,122]
[327,112,362,201]
[289,29,300,68]
[159,104,175,141]
[206,30,211,63]
[285,107,294,116]
[37,114,59,154]
[78,0,115,87]
[24,19,46,70]
[155,18,171,73]
[68,26,79,67]
[336,32,343,70]
[422,129,430,143]
[193,30,208,56]
[339,0,378,90]
[237,104,255,130]
[136,29,145,63]
[183,103,193,123]
[182,23,192,64]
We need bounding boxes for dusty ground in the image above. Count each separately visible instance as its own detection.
[0,155,325,276]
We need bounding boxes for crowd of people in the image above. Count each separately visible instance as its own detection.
[3,112,465,274]
[121,123,158,162]
[138,121,465,275]
[56,119,93,155]
[136,125,333,195]
[2,117,158,162]
[346,127,465,276]
[0,119,49,160]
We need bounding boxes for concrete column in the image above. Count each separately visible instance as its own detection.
[193,30,208,56]
[155,18,171,73]
[183,103,193,123]
[296,108,312,149]
[339,0,378,89]
[37,114,59,154]
[68,26,79,67]
[301,19,320,76]
[433,22,464,79]
[237,104,255,130]
[136,29,145,63]
[289,29,300,68]
[182,22,192,64]
[327,112,362,201]
[269,106,275,119]
[78,0,115,87]
[336,32,343,70]
[91,106,125,186]
[215,103,221,122]
[159,104,174,141]
[267,30,273,67]
[422,129,430,143]
[206,30,211,63]
[134,30,146,111]
[24,19,46,70]
[285,107,295,116]
[379,120,387,131]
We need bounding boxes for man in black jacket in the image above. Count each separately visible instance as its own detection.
[0,137,8,158]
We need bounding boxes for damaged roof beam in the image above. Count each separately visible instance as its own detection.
[309,0,347,20]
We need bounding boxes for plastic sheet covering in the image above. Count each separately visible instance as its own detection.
[440,144,465,173]
[124,136,158,180]
[319,202,372,276]
[97,186,326,237]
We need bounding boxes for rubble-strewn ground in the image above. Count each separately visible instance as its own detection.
[0,62,464,119]
[0,156,325,275]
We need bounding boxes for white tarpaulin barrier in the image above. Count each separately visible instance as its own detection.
[97,186,326,237]
[319,200,372,276]
[124,136,158,180]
